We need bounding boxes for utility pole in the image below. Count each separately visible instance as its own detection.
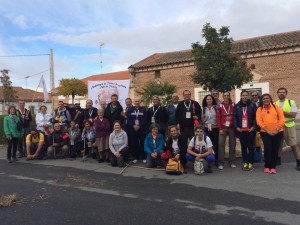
[49,48,54,111]
[99,43,104,74]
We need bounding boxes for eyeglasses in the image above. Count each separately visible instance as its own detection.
[212,93,219,95]
[252,95,258,97]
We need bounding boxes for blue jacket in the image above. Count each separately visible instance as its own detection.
[144,132,165,156]
[167,104,177,126]
[233,99,257,129]
[126,106,147,130]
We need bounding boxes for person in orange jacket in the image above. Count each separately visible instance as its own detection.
[256,93,285,174]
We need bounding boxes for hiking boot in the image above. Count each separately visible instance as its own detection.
[12,157,18,162]
[132,159,138,164]
[98,159,104,163]
[142,159,147,164]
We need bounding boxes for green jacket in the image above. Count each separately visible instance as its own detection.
[4,115,23,138]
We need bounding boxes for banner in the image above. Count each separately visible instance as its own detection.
[38,75,49,101]
[88,80,130,109]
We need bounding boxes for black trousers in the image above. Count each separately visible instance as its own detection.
[237,131,256,164]
[129,128,146,160]
[261,131,283,169]
[7,137,19,159]
[180,127,195,146]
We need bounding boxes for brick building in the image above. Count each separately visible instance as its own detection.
[129,30,300,106]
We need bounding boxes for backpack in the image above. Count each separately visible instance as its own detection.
[54,109,68,123]
[194,159,206,175]
[166,158,184,175]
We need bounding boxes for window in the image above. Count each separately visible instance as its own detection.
[154,70,161,79]
[197,90,211,105]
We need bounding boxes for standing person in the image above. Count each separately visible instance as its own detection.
[161,126,187,167]
[4,106,23,163]
[186,125,215,173]
[94,108,111,163]
[100,101,107,110]
[275,87,300,170]
[124,98,133,151]
[167,93,179,130]
[47,123,69,158]
[201,94,219,166]
[251,91,260,107]
[256,93,284,174]
[144,124,165,168]
[53,101,71,130]
[212,90,221,106]
[147,95,168,136]
[175,90,202,145]
[16,100,32,158]
[127,96,147,163]
[217,91,236,170]
[234,91,257,171]
[109,120,129,167]
[25,129,45,160]
[67,120,81,158]
[80,99,98,128]
[104,94,124,130]
[71,102,82,128]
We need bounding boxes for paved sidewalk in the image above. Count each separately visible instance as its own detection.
[1,145,300,203]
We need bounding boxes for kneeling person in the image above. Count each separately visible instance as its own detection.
[47,123,69,158]
[26,129,45,160]
[186,125,215,173]
[144,124,165,168]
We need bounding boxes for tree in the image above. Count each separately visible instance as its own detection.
[0,69,16,102]
[136,81,176,107]
[57,78,87,104]
[191,23,253,92]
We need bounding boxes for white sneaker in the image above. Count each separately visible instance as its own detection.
[218,165,224,170]
[142,159,147,164]
[132,159,138,164]
[230,163,237,168]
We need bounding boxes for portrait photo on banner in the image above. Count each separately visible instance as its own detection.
[88,80,130,109]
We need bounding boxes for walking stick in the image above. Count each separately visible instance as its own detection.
[82,135,86,162]
[53,132,56,159]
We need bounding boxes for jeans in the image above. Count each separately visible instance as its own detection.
[146,150,164,168]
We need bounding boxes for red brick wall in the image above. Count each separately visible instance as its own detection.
[134,51,300,107]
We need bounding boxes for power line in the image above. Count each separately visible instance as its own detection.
[11,69,50,82]
[0,53,49,57]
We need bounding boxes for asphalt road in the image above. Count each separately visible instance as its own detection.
[1,154,300,225]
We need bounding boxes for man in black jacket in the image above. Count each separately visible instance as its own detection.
[104,94,125,131]
[80,99,98,129]
[175,90,202,145]
[147,95,168,136]
[17,100,32,158]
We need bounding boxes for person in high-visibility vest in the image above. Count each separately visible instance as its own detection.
[275,87,300,171]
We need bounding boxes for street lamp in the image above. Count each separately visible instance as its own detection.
[128,65,135,87]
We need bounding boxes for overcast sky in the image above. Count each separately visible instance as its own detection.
[0,0,299,91]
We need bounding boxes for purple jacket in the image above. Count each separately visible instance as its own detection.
[93,117,110,138]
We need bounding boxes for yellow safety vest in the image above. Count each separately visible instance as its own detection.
[275,99,295,127]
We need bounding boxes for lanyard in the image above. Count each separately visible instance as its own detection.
[152,106,160,117]
[134,109,139,119]
[207,107,212,120]
[242,106,247,116]
[222,105,231,115]
[184,101,191,111]
[88,109,93,118]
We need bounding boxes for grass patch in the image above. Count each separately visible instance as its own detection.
[0,193,19,207]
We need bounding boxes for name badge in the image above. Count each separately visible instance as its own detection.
[89,118,93,123]
[135,119,139,125]
[225,116,230,127]
[151,116,155,123]
[70,140,74,146]
[208,123,212,131]
[186,112,191,119]
[88,142,92,147]
[242,118,248,128]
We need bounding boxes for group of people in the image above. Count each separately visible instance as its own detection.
[3,87,300,174]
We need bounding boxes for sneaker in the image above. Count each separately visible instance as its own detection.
[297,165,300,171]
[132,159,138,164]
[270,168,277,174]
[248,163,254,171]
[264,168,270,173]
[98,159,104,163]
[207,165,213,173]
[142,159,147,164]
[242,163,249,171]
[7,159,12,163]
[12,157,18,162]
[230,163,236,168]
[218,165,224,170]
